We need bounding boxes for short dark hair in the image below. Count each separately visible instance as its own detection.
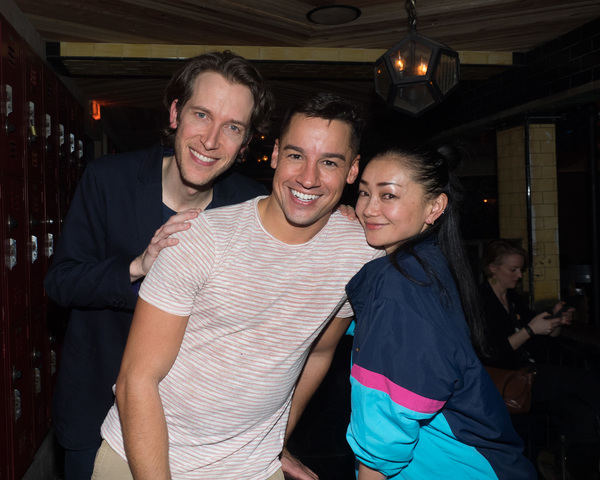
[161,50,274,146]
[279,93,363,155]
[483,239,528,278]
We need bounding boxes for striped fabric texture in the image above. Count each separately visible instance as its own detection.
[102,197,380,479]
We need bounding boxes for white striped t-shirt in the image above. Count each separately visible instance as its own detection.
[101,196,380,479]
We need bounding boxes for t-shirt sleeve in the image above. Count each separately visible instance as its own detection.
[139,216,215,317]
[346,297,458,477]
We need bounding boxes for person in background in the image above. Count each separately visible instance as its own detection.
[480,239,600,477]
[480,239,572,368]
[44,50,273,480]
[345,145,537,479]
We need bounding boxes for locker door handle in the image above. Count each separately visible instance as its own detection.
[50,350,57,375]
[28,101,37,144]
[28,125,38,144]
[14,390,22,421]
[46,233,54,257]
[29,235,38,263]
[34,367,42,395]
[8,238,17,270]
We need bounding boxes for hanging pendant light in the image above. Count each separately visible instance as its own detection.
[374,0,460,116]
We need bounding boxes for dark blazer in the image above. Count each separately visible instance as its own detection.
[45,143,268,449]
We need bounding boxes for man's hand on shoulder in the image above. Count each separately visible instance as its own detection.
[129,209,200,282]
[337,204,357,221]
[281,447,319,480]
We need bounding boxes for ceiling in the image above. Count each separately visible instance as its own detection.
[11,0,600,151]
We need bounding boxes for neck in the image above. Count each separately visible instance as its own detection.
[489,278,508,305]
[257,196,329,245]
[162,155,214,212]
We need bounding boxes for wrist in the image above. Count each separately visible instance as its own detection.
[523,324,535,338]
[130,256,144,282]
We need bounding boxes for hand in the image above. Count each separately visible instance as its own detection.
[552,301,574,326]
[281,447,319,480]
[338,204,357,221]
[129,209,200,282]
[529,311,563,336]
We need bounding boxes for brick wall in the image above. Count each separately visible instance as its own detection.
[496,124,561,306]
[528,124,561,305]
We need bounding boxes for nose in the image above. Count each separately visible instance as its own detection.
[296,160,319,189]
[201,123,220,150]
[361,196,380,217]
[516,269,523,279]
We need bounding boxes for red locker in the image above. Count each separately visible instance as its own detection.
[0,309,9,480]
[0,20,25,178]
[43,181,62,395]
[5,320,35,480]
[2,174,28,322]
[30,307,51,449]
[43,66,59,189]
[57,82,72,228]
[23,45,45,182]
[26,180,45,310]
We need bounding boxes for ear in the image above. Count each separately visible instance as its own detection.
[425,193,448,225]
[169,100,179,129]
[270,139,280,169]
[345,155,360,184]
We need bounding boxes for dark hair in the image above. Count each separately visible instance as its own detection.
[279,93,363,155]
[483,239,528,278]
[161,50,274,146]
[368,144,487,354]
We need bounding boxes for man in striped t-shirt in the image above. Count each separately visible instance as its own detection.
[96,94,382,480]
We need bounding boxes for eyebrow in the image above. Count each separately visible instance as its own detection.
[283,144,347,162]
[360,179,401,187]
[192,105,249,129]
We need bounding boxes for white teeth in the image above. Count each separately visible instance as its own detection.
[291,189,319,201]
[190,148,216,163]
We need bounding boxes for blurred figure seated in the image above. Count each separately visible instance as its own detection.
[479,239,600,478]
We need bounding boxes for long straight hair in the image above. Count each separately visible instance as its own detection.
[370,144,487,354]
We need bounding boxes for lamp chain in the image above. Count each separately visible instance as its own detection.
[406,0,417,33]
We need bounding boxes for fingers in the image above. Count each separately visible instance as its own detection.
[165,208,201,224]
[337,204,357,221]
[280,448,319,480]
[151,209,200,247]
[137,210,200,279]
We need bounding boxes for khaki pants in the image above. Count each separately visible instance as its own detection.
[91,440,285,480]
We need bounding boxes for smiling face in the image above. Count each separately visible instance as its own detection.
[489,253,525,291]
[170,71,254,189]
[265,114,359,242]
[355,156,445,254]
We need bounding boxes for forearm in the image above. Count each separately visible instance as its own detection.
[507,325,531,350]
[285,316,350,444]
[285,350,335,443]
[45,254,138,309]
[358,462,386,480]
[116,299,190,480]
[118,378,171,479]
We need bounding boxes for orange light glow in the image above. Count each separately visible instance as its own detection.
[91,100,101,120]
